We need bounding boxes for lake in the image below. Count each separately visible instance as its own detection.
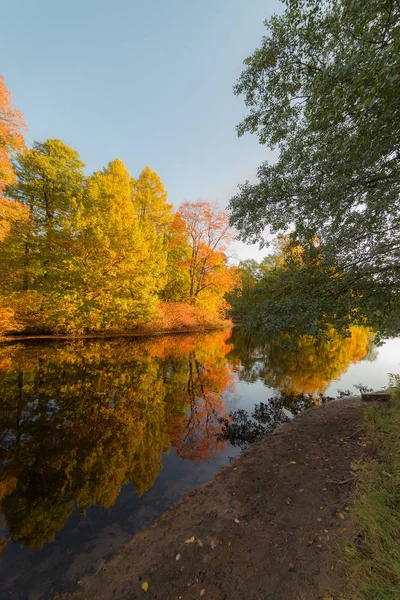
[0,327,399,599]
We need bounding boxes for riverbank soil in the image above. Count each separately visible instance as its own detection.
[76,398,370,600]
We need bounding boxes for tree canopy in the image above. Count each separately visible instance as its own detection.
[229,0,400,339]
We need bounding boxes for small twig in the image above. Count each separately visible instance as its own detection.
[326,474,357,485]
[346,427,365,440]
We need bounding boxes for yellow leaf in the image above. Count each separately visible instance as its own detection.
[234,518,240,524]
[200,590,205,597]
[339,513,345,520]
[176,553,181,561]
[289,461,297,464]
[185,536,195,543]
[141,581,148,592]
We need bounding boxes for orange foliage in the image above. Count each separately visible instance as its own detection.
[146,301,231,332]
[0,75,27,242]
[177,202,235,304]
[167,330,235,461]
[0,74,26,194]
[0,304,23,336]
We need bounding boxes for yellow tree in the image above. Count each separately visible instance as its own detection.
[131,166,173,296]
[131,166,172,233]
[58,158,164,331]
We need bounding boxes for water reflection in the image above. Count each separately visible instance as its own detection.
[218,393,330,450]
[0,331,234,551]
[228,326,375,395]
[0,325,377,598]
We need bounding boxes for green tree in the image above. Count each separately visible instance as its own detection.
[229,0,400,339]
[5,139,85,293]
[2,139,85,329]
[162,214,191,302]
[226,259,264,320]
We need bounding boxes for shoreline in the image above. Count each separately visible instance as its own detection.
[0,322,234,344]
[70,397,371,600]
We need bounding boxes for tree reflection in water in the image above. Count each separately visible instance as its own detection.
[0,330,234,549]
[220,325,375,449]
[228,326,375,395]
[218,393,332,450]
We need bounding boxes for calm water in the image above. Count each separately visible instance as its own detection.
[0,327,399,599]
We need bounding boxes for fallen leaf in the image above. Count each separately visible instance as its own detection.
[319,506,325,510]
[289,461,297,464]
[200,590,205,597]
[210,540,216,549]
[141,581,148,592]
[234,518,240,524]
[339,513,345,520]
[185,536,196,543]
[228,541,231,548]
[176,553,181,561]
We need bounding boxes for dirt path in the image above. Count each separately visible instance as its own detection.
[75,398,368,600]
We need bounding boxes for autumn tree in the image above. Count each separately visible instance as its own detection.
[0,76,29,333]
[162,213,192,302]
[0,75,27,237]
[131,166,173,233]
[176,202,234,307]
[131,165,172,297]
[60,158,165,331]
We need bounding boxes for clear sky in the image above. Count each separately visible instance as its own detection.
[1,0,282,261]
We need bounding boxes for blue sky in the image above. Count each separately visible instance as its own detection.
[1,0,282,260]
